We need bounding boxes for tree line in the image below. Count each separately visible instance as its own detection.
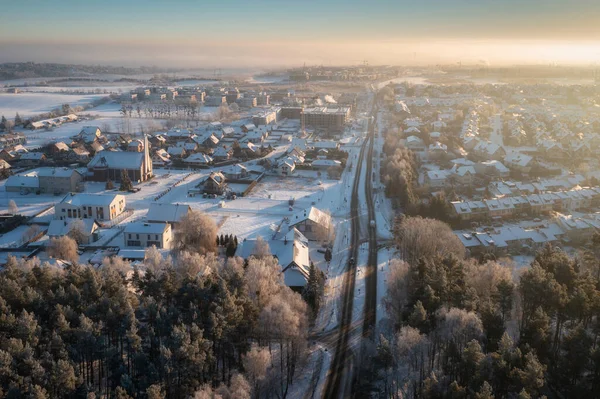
[0,210,313,398]
[369,216,600,398]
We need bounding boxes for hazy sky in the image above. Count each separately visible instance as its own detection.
[2,0,600,68]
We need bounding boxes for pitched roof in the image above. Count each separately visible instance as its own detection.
[36,167,82,178]
[60,192,123,207]
[184,153,213,164]
[146,203,191,223]
[88,150,144,169]
[48,219,98,237]
[124,222,169,234]
[5,175,39,188]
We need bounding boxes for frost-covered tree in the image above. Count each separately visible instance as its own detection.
[174,210,218,255]
[251,236,271,259]
[8,199,18,215]
[47,236,78,263]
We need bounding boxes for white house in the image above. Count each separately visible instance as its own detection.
[276,159,295,176]
[288,207,332,241]
[183,153,213,166]
[237,229,310,289]
[405,136,425,151]
[56,193,126,221]
[79,126,102,143]
[124,222,173,249]
[425,170,450,188]
[48,219,100,245]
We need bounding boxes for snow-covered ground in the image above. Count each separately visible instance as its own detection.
[0,92,106,118]
[376,247,396,332]
[0,225,36,248]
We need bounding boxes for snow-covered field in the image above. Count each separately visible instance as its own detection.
[0,92,106,118]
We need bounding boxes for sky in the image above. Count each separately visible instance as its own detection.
[2,0,600,68]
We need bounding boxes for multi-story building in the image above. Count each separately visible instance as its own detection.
[56,193,126,221]
[302,106,351,132]
[37,167,84,194]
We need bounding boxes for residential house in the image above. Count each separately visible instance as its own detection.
[79,126,102,143]
[276,159,295,176]
[87,136,153,182]
[311,159,341,170]
[4,175,39,193]
[504,152,534,173]
[47,219,99,245]
[167,146,187,158]
[288,207,332,241]
[237,228,310,289]
[425,170,450,188]
[201,172,227,194]
[212,146,233,162]
[405,136,425,152]
[124,222,173,249]
[18,152,46,167]
[428,141,448,159]
[221,164,248,180]
[473,141,506,161]
[56,193,126,221]
[37,167,84,194]
[183,153,213,166]
[49,142,70,154]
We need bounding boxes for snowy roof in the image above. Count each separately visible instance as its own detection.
[5,175,39,188]
[53,142,70,151]
[453,166,475,177]
[212,147,232,157]
[311,159,341,167]
[312,141,339,149]
[80,126,100,135]
[167,146,186,156]
[289,207,331,228]
[20,152,45,160]
[125,222,169,235]
[146,203,191,224]
[88,150,144,169]
[238,238,310,279]
[427,170,450,180]
[504,152,533,167]
[451,158,475,166]
[48,219,98,237]
[184,153,213,164]
[36,167,82,178]
[60,192,124,207]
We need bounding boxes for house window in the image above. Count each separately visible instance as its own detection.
[155,235,159,240]
[136,234,139,239]
[128,234,132,239]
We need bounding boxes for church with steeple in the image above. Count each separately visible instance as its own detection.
[87,135,153,183]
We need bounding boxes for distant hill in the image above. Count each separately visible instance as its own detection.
[0,62,184,81]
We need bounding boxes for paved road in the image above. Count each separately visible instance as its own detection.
[323,100,378,399]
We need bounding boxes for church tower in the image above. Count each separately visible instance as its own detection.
[143,134,153,180]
